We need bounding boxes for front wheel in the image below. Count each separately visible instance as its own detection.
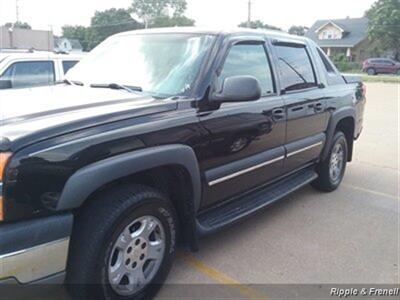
[367,68,376,76]
[312,131,348,192]
[67,184,178,300]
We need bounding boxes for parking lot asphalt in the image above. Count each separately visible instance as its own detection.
[157,83,399,298]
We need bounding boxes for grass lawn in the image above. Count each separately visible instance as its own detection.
[361,75,400,83]
[343,71,400,83]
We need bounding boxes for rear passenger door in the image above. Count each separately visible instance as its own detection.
[271,41,327,172]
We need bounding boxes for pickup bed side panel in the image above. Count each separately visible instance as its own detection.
[322,101,356,161]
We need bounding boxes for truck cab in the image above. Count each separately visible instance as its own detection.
[0,28,365,299]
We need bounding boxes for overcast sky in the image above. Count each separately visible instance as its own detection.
[0,0,376,35]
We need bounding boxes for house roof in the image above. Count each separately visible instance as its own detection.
[54,37,83,50]
[314,21,345,33]
[69,39,83,50]
[305,17,369,48]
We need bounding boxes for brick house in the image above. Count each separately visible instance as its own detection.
[305,17,370,62]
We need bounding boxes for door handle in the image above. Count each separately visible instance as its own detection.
[291,106,304,112]
[272,108,285,120]
[314,102,323,112]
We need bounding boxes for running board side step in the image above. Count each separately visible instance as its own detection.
[196,168,318,236]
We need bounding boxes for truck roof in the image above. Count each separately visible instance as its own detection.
[115,26,309,43]
[0,51,85,63]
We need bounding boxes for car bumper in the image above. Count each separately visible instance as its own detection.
[0,214,73,284]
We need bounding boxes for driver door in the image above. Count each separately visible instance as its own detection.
[198,40,286,208]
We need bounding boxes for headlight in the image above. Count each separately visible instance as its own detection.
[0,152,12,221]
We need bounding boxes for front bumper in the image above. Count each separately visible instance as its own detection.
[0,214,73,284]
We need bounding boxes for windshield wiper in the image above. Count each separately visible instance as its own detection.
[90,83,143,93]
[61,79,84,86]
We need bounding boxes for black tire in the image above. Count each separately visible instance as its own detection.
[66,184,178,300]
[311,131,348,192]
[367,68,376,76]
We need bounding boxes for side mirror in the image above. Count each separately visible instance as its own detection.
[210,75,262,103]
[0,80,12,90]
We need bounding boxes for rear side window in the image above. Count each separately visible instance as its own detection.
[219,43,275,95]
[316,48,336,73]
[381,59,394,65]
[0,60,55,88]
[274,45,317,92]
[62,60,79,74]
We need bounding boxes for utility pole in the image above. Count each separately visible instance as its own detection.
[247,0,252,28]
[15,0,20,23]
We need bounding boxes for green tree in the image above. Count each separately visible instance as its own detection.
[150,15,194,28]
[366,0,400,60]
[62,25,90,51]
[131,0,193,28]
[238,20,281,31]
[288,25,308,36]
[89,8,143,49]
[4,21,31,29]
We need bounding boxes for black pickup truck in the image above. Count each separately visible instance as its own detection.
[0,28,365,299]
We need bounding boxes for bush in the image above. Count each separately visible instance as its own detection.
[331,54,362,72]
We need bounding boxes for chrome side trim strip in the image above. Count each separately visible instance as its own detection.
[0,182,3,195]
[0,237,70,284]
[287,141,324,158]
[208,156,285,186]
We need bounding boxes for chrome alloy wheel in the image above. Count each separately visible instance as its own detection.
[108,216,165,296]
[329,143,344,182]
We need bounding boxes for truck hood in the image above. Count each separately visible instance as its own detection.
[0,85,177,151]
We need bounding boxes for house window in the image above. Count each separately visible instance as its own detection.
[321,29,339,40]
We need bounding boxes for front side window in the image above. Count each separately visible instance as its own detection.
[0,61,55,88]
[274,45,317,92]
[219,44,275,95]
[67,33,215,97]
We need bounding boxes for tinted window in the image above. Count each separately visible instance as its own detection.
[374,59,392,65]
[1,61,55,88]
[62,60,79,74]
[381,60,393,65]
[220,44,275,95]
[274,45,316,92]
[317,48,335,73]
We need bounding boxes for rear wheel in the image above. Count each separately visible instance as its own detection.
[312,131,348,192]
[67,184,178,300]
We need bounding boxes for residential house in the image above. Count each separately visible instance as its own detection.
[54,37,83,54]
[305,17,370,62]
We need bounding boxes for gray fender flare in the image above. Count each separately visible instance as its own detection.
[322,107,356,161]
[56,144,202,212]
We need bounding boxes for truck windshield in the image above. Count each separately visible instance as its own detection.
[66,33,215,97]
